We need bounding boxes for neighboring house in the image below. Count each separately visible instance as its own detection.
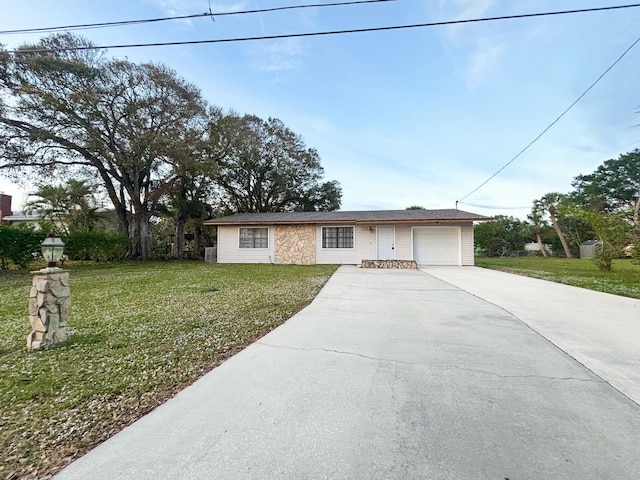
[1,194,118,231]
[524,242,552,256]
[0,194,39,226]
[204,209,490,266]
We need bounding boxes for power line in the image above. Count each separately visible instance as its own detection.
[457,33,640,204]
[7,3,640,53]
[0,0,396,36]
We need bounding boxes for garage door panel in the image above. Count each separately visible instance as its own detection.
[413,227,459,265]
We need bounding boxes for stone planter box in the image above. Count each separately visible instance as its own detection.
[361,260,417,269]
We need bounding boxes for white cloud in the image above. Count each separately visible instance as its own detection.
[443,0,495,20]
[208,1,249,14]
[432,1,506,88]
[251,38,306,73]
[437,0,496,39]
[147,0,195,16]
[465,42,505,88]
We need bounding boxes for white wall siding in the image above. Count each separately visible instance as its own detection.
[461,223,475,265]
[216,226,274,263]
[315,225,376,264]
[216,221,476,265]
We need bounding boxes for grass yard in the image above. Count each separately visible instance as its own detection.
[475,256,640,299]
[0,261,337,480]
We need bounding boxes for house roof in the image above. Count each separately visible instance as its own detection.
[204,209,491,226]
[0,212,39,222]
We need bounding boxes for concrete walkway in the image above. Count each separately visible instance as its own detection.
[54,266,640,479]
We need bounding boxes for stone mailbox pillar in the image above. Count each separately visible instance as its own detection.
[27,267,71,350]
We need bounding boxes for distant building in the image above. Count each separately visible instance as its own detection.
[0,194,11,220]
[0,194,40,225]
[579,239,601,259]
[524,242,551,256]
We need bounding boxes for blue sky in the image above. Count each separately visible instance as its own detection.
[1,0,639,219]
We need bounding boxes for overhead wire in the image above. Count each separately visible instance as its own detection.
[0,0,396,35]
[457,33,640,205]
[3,2,638,213]
[6,3,640,54]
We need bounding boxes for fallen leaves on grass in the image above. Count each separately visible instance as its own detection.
[0,262,336,479]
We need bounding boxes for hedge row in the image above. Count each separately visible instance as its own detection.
[0,226,129,269]
[0,225,45,268]
[63,231,129,262]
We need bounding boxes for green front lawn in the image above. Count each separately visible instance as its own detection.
[0,262,337,479]
[475,257,640,299]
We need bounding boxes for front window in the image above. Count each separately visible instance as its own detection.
[239,227,268,248]
[322,227,354,248]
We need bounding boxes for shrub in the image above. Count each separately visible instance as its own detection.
[63,231,129,262]
[0,224,45,269]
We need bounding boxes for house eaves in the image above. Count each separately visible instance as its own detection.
[204,209,492,226]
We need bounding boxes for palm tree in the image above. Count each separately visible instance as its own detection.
[528,201,549,257]
[536,192,573,259]
[25,185,70,234]
[25,180,103,234]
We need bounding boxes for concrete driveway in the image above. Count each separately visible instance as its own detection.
[424,266,640,405]
[55,266,640,479]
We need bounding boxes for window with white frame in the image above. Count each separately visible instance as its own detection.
[239,227,268,248]
[322,226,354,248]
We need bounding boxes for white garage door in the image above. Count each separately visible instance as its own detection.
[413,227,460,265]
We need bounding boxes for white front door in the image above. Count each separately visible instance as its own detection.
[377,227,395,260]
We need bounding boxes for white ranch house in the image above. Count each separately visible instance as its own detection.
[204,209,490,266]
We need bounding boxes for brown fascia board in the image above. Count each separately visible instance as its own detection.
[202,209,492,226]
[356,218,492,224]
[205,220,350,226]
[205,218,491,226]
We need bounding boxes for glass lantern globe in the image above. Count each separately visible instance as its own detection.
[41,234,65,268]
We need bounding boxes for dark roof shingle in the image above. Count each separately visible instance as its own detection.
[204,209,491,225]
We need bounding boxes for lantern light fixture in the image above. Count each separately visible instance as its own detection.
[41,233,65,268]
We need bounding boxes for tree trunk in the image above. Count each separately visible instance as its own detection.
[535,229,549,257]
[193,219,203,259]
[129,213,153,259]
[549,211,573,259]
[633,190,639,228]
[140,217,153,259]
[95,168,129,237]
[115,203,129,237]
[173,219,186,259]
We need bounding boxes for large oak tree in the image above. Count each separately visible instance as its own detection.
[0,34,209,258]
[210,114,341,213]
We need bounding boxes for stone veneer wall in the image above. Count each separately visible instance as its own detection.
[27,269,70,350]
[274,225,316,265]
[361,259,417,269]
